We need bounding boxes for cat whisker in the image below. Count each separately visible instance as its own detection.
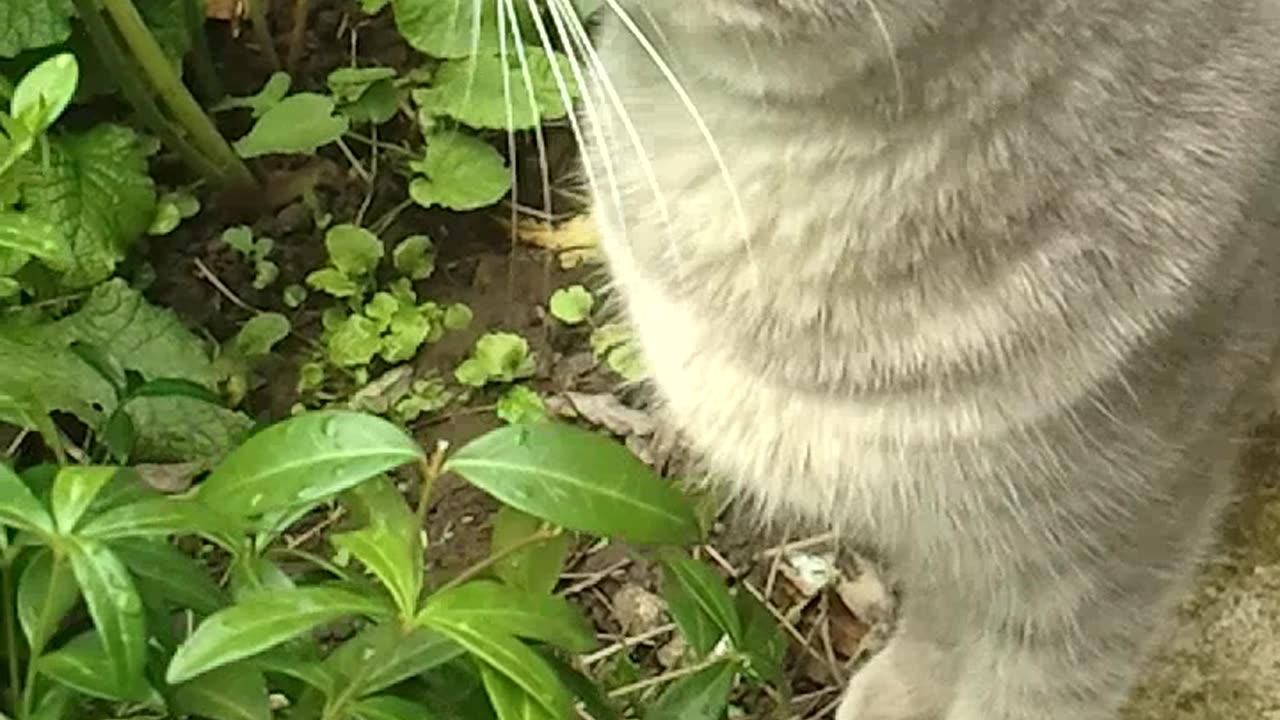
[501,0,554,219]
[863,0,904,117]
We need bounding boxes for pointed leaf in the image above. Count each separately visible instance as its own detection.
[79,496,243,548]
[352,695,443,720]
[642,659,737,720]
[444,423,700,545]
[421,580,596,653]
[18,548,79,652]
[659,551,742,648]
[171,662,271,720]
[66,538,147,698]
[661,572,722,657]
[250,649,338,697]
[38,630,155,703]
[490,507,568,595]
[538,650,623,720]
[167,585,391,684]
[29,683,76,720]
[333,477,422,619]
[0,462,53,535]
[735,591,786,688]
[195,411,423,519]
[50,466,119,532]
[325,622,464,697]
[480,666,557,720]
[111,538,227,615]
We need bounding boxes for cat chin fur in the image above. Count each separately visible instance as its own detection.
[585,1,1280,718]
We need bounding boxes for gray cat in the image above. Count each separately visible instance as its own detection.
[562,1,1280,718]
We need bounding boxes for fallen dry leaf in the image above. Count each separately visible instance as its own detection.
[509,214,602,269]
[135,462,205,493]
[565,391,655,438]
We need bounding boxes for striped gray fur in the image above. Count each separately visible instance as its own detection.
[578,1,1280,718]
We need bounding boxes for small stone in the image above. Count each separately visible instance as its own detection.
[656,635,689,668]
[613,583,667,635]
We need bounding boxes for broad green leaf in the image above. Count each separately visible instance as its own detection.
[228,554,296,602]
[353,695,443,720]
[494,385,546,425]
[325,623,463,697]
[443,303,472,330]
[17,125,155,288]
[127,377,224,405]
[327,66,397,102]
[38,630,155,703]
[233,93,350,158]
[12,52,78,133]
[29,683,76,720]
[66,538,148,698]
[0,461,54,534]
[79,497,243,548]
[134,0,195,70]
[171,662,272,720]
[332,477,423,619]
[479,666,557,720]
[735,590,786,688]
[0,211,69,269]
[445,423,702,545]
[341,78,398,124]
[490,507,568,595]
[538,650,622,720]
[419,580,596,653]
[416,49,576,131]
[18,548,79,652]
[662,570,722,657]
[212,72,291,117]
[392,0,534,59]
[548,285,593,325]
[306,267,361,298]
[0,0,75,57]
[167,585,391,684]
[408,132,511,211]
[195,410,423,519]
[392,234,435,280]
[326,224,384,277]
[642,659,738,720]
[50,465,118,532]
[453,332,535,387]
[232,313,290,357]
[250,649,337,697]
[412,614,571,719]
[111,538,227,615]
[659,551,742,648]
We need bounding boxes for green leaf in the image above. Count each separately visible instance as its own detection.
[352,695,443,720]
[66,538,148,698]
[445,423,702,545]
[642,659,738,720]
[662,572,722,658]
[495,385,546,425]
[306,267,360,298]
[0,0,75,57]
[0,211,70,270]
[416,49,577,131]
[326,313,383,367]
[391,0,533,59]
[332,477,423,619]
[233,93,350,158]
[443,303,472,330]
[50,465,118,532]
[548,285,593,325]
[325,622,463,697]
[29,683,76,720]
[408,132,511,211]
[479,665,557,720]
[38,630,154,703]
[659,551,742,649]
[221,226,255,257]
[283,284,307,308]
[232,313,290,358]
[490,507,568,595]
[18,548,79,652]
[195,410,423,519]
[79,497,242,548]
[111,538,227,615]
[167,585,392,684]
[342,78,399,125]
[605,343,647,382]
[213,72,291,117]
[419,580,596,653]
[326,223,384,277]
[12,52,78,133]
[148,190,200,235]
[17,124,155,288]
[538,650,622,720]
[171,662,272,720]
[412,613,571,719]
[327,66,397,103]
[453,332,535,387]
[249,649,338,696]
[0,461,54,534]
[735,590,786,688]
[392,234,435,280]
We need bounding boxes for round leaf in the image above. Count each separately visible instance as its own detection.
[548,285,593,325]
[194,411,423,519]
[444,423,701,545]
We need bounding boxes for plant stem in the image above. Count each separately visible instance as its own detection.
[19,552,63,719]
[286,0,312,74]
[414,440,449,527]
[2,560,20,717]
[182,0,223,101]
[245,0,282,70]
[434,528,562,595]
[72,0,225,182]
[98,0,257,188]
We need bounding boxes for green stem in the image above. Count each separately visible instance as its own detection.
[19,552,63,719]
[72,0,225,182]
[182,0,223,101]
[2,559,20,717]
[245,0,282,70]
[415,441,449,527]
[98,0,256,188]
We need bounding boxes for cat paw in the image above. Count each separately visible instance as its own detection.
[835,638,953,720]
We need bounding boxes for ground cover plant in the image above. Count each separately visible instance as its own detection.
[0,1,883,718]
